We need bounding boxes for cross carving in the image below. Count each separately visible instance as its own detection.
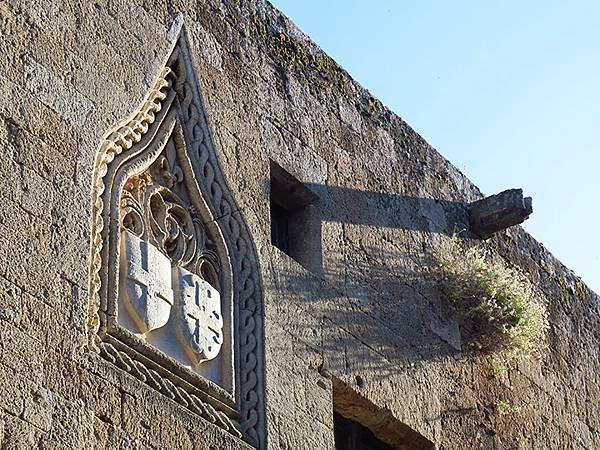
[121,230,174,335]
[186,278,204,347]
[185,280,222,352]
[125,243,173,309]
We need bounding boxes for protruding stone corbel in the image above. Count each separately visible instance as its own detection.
[469,188,532,239]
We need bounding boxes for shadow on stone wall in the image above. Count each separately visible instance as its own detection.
[264,178,598,396]
[307,183,473,237]
[261,180,494,380]
[264,186,600,387]
[266,242,465,381]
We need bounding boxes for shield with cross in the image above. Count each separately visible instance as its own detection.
[173,266,224,366]
[119,230,174,334]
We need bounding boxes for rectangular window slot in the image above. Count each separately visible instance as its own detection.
[270,160,322,275]
[270,200,290,254]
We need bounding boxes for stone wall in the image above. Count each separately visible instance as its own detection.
[0,0,598,448]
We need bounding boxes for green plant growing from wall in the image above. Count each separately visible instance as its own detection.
[437,236,548,358]
[495,400,521,415]
[489,355,508,377]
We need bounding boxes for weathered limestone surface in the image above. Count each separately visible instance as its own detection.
[0,0,598,449]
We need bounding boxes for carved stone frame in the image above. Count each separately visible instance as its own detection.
[88,22,265,448]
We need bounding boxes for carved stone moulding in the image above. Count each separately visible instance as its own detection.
[88,22,265,448]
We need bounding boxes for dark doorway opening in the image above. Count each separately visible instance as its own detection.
[334,412,395,450]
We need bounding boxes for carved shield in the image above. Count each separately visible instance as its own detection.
[120,230,174,333]
[173,267,224,366]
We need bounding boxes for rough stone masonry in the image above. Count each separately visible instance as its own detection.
[0,0,598,449]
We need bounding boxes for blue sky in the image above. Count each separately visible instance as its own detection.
[271,0,600,293]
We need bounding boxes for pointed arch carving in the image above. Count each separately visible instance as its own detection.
[88,25,265,447]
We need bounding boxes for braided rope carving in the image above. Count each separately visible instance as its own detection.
[88,30,264,448]
[99,342,242,438]
[167,44,263,445]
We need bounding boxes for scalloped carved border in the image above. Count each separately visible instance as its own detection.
[88,26,265,447]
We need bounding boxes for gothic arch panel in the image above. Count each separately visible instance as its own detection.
[88,24,265,448]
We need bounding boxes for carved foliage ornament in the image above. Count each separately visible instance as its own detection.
[88,24,264,447]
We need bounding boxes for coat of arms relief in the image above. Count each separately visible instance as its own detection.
[88,20,264,447]
[118,136,225,367]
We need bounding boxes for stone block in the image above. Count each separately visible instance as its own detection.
[17,291,53,343]
[303,370,333,428]
[39,395,95,449]
[121,389,216,448]
[0,415,43,449]
[0,74,80,162]
[78,372,122,428]
[0,196,61,300]
[19,166,55,221]
[0,364,28,417]
[0,277,21,324]
[200,63,261,154]
[0,113,76,182]
[22,388,53,432]
[0,320,44,378]
[21,56,93,128]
